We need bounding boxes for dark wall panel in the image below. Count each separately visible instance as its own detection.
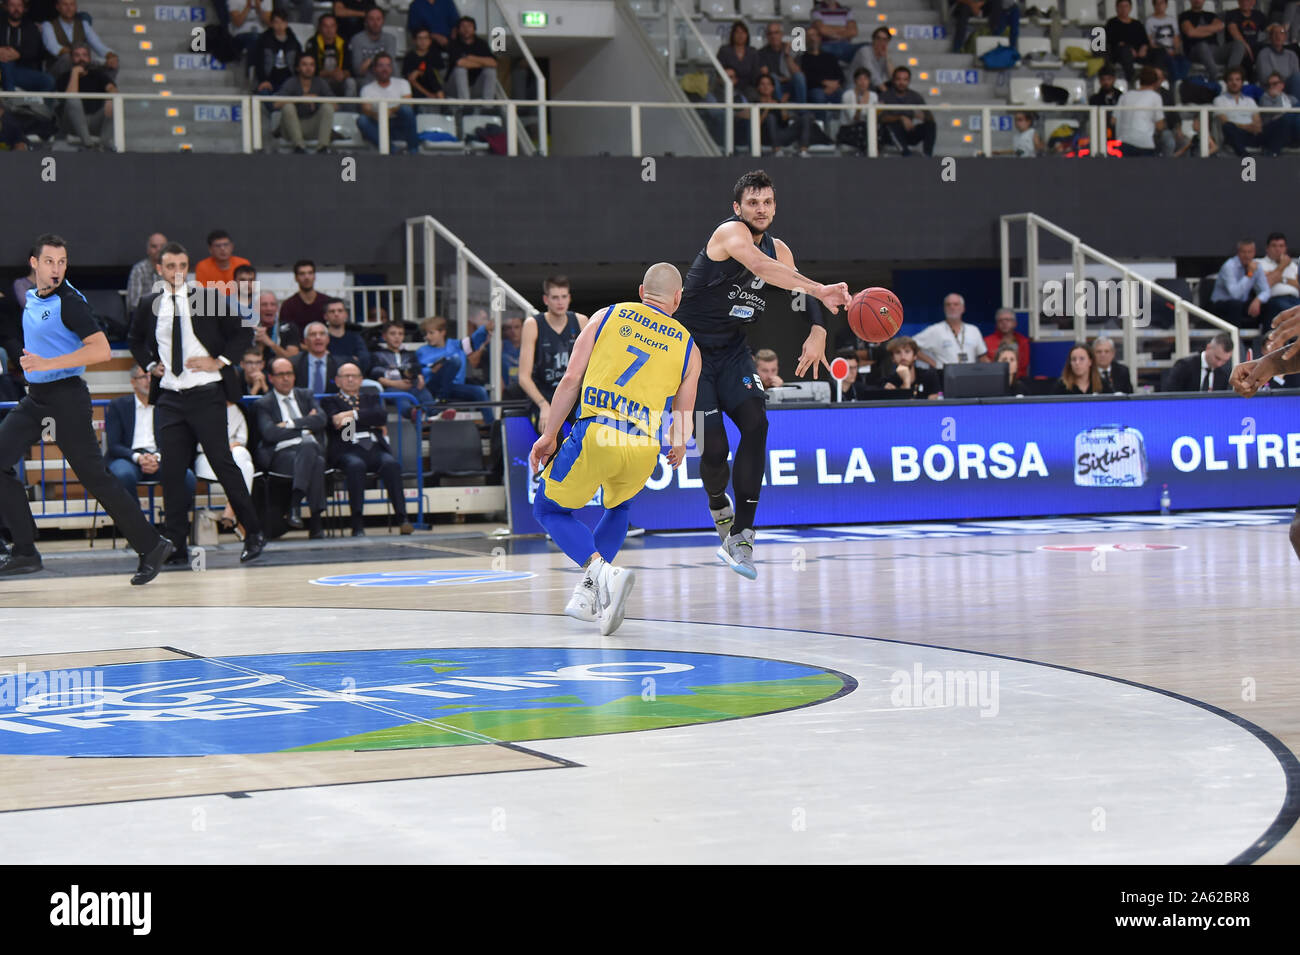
[1,154,1282,268]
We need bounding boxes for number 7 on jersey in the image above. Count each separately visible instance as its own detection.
[615,345,651,387]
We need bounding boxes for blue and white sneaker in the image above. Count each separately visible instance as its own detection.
[717,528,757,580]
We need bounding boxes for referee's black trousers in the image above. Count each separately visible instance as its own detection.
[155,383,262,549]
[0,377,162,554]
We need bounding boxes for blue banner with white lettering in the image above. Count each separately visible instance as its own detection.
[504,395,1300,533]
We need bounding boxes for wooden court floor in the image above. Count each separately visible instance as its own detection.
[0,511,1297,864]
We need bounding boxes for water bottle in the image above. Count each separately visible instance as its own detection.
[1160,484,1171,516]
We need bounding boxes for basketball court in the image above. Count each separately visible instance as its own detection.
[1,507,1296,864]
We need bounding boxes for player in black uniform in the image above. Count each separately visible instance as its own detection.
[675,170,850,579]
[518,275,590,435]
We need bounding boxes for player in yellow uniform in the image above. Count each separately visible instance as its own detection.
[530,263,702,635]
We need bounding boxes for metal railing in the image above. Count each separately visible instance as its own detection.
[405,214,541,403]
[668,0,733,155]
[1000,212,1239,366]
[1,390,427,529]
[4,88,1298,158]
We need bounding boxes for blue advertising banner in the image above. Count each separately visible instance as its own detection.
[504,395,1300,533]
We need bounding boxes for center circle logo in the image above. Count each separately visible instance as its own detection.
[0,648,852,756]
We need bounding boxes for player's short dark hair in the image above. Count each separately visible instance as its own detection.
[733,169,775,204]
[294,259,316,273]
[1267,231,1287,245]
[542,275,570,294]
[31,233,67,259]
[160,241,188,260]
[206,230,230,246]
[1211,331,1234,351]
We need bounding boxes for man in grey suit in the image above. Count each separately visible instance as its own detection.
[255,357,327,535]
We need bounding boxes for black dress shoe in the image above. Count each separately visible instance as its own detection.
[240,531,266,563]
[285,511,304,530]
[0,552,43,576]
[131,538,174,586]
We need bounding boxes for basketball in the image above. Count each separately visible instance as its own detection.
[848,287,904,343]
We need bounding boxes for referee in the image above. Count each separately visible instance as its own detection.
[0,235,173,582]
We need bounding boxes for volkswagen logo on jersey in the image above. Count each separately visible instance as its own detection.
[619,324,633,337]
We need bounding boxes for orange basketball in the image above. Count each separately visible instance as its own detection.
[847,287,904,343]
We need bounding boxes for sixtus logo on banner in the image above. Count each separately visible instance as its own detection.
[1075,426,1148,487]
[147,279,260,328]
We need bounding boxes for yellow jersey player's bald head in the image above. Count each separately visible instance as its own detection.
[640,262,683,314]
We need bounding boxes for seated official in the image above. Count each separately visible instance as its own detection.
[1053,344,1103,394]
[1091,337,1133,394]
[882,336,941,398]
[319,362,414,537]
[105,365,195,499]
[254,358,327,536]
[1164,333,1234,392]
[993,343,1028,396]
[832,348,875,400]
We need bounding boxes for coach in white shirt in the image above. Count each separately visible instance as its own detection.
[357,52,419,154]
[1116,67,1168,156]
[914,293,988,369]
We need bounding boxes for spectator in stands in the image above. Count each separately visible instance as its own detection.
[54,40,113,149]
[126,232,166,312]
[40,0,115,80]
[1225,0,1268,72]
[1105,0,1151,86]
[1259,71,1300,147]
[849,26,893,96]
[800,22,844,105]
[293,321,341,394]
[1054,343,1102,394]
[324,298,370,370]
[755,74,816,155]
[279,262,328,335]
[403,27,446,102]
[417,315,491,421]
[331,0,367,43]
[1,0,54,92]
[879,66,935,157]
[1216,66,1285,155]
[982,308,1029,378]
[305,13,356,99]
[255,357,327,534]
[717,21,760,102]
[757,20,805,104]
[229,0,271,64]
[319,362,414,536]
[993,342,1027,395]
[1146,0,1182,81]
[883,337,941,398]
[407,0,457,49]
[951,0,1019,56]
[501,314,522,393]
[370,319,436,414]
[349,5,393,82]
[1090,336,1133,393]
[195,397,256,537]
[1257,24,1300,98]
[754,348,783,389]
[195,230,251,287]
[835,67,877,154]
[253,7,301,94]
[1210,238,1268,329]
[463,307,490,383]
[1180,0,1227,79]
[358,51,419,153]
[105,365,196,499]
[1089,65,1122,109]
[0,98,26,149]
[812,0,860,62]
[239,347,269,396]
[255,291,302,365]
[274,51,334,152]
[914,293,986,368]
[446,15,496,103]
[1005,110,1042,156]
[228,263,258,324]
[1165,332,1233,390]
[1258,231,1300,325]
[1116,67,1170,156]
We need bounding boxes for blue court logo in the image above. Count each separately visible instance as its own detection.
[0,648,851,756]
[311,570,536,587]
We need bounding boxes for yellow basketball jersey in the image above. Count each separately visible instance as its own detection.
[579,302,694,437]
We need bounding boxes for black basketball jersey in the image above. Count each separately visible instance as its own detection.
[530,310,580,401]
[675,214,782,349]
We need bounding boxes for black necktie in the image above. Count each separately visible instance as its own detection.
[1201,366,1211,392]
[171,294,184,377]
[1102,370,1112,391]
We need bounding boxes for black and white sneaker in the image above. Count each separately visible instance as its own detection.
[709,494,734,543]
